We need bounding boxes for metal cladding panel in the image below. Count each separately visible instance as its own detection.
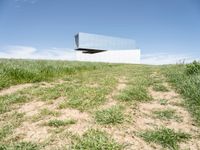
[76,32,136,51]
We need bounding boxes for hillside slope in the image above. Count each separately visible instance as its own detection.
[0,59,199,150]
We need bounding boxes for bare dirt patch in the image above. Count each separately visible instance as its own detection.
[15,121,50,143]
[149,87,179,100]
[130,83,200,149]
[18,101,45,117]
[0,83,32,96]
[17,97,65,117]
[98,125,161,150]
[55,108,93,135]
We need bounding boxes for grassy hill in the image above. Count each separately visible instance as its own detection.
[0,59,199,149]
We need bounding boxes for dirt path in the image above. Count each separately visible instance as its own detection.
[133,83,200,150]
[98,76,127,110]
[0,83,32,96]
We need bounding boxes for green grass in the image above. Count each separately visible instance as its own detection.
[2,59,198,149]
[0,93,30,114]
[152,109,180,121]
[47,119,76,127]
[71,129,123,150]
[57,72,117,111]
[40,108,60,117]
[0,112,24,141]
[95,106,124,125]
[140,127,191,149]
[159,99,168,105]
[153,84,169,92]
[31,108,61,122]
[0,59,110,90]
[0,142,39,150]
[59,87,108,111]
[163,61,200,125]
[117,86,151,102]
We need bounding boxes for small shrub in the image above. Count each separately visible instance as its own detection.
[95,106,124,125]
[186,60,200,75]
[140,127,190,149]
[47,119,76,127]
[72,129,123,150]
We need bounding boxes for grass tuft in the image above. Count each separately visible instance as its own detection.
[140,127,190,149]
[117,86,151,102]
[153,84,169,92]
[72,129,123,150]
[47,119,76,127]
[152,109,180,121]
[0,94,29,114]
[0,142,39,150]
[159,99,168,105]
[40,108,60,117]
[0,112,24,141]
[95,106,124,125]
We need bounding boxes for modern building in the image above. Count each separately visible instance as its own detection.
[75,32,140,64]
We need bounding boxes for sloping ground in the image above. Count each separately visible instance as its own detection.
[0,62,199,150]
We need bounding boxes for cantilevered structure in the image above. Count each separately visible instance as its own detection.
[75,32,140,64]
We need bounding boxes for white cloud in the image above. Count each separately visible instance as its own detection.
[141,53,198,65]
[0,45,76,60]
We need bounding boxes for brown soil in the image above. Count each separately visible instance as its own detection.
[0,83,32,96]
[132,84,200,149]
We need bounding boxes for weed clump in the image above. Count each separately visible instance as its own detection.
[117,86,151,102]
[153,84,169,92]
[47,119,76,127]
[159,99,168,105]
[0,142,39,150]
[152,109,180,121]
[72,129,123,150]
[140,127,190,149]
[95,106,124,125]
[186,61,200,75]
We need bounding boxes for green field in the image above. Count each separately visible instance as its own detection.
[0,59,199,149]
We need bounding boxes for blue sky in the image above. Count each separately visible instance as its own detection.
[0,0,200,64]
